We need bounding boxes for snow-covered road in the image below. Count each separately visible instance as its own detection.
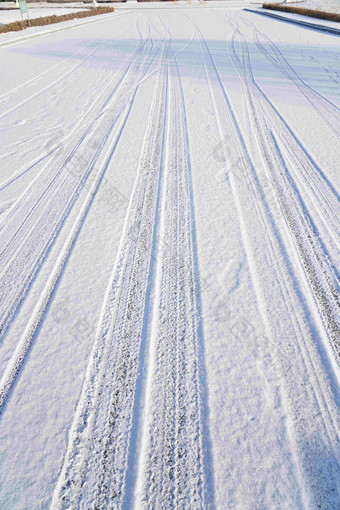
[0,2,339,508]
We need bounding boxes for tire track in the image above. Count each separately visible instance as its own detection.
[0,92,132,412]
[0,17,137,196]
[228,16,340,354]
[51,26,170,510]
[0,14,133,123]
[0,13,132,106]
[238,14,340,250]
[229,16,340,244]
[241,14,340,141]
[0,15,164,412]
[136,39,209,509]
[196,17,340,509]
[0,15,151,249]
[0,16,163,340]
[0,17,134,183]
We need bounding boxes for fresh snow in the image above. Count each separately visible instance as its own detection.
[0,1,339,509]
[284,0,340,14]
[262,0,340,14]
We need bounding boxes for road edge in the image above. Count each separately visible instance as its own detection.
[244,8,340,36]
[0,10,132,48]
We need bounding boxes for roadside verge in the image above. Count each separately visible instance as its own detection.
[0,9,131,48]
[0,7,114,34]
[244,8,340,35]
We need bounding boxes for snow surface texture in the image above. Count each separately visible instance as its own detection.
[0,1,339,509]
[286,1,340,14]
[261,0,340,15]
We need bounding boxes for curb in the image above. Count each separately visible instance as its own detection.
[0,10,132,48]
[244,8,340,36]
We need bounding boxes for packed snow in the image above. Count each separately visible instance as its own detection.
[0,1,339,509]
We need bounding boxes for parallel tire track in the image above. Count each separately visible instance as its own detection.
[196,17,340,509]
[0,14,132,123]
[241,14,340,141]
[0,12,132,105]
[0,16,164,413]
[51,31,170,510]
[0,16,146,234]
[0,97,132,412]
[136,45,207,509]
[228,17,340,354]
[0,20,161,340]
[238,15,340,249]
[0,17,133,192]
[230,16,340,245]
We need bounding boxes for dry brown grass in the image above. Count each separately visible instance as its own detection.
[262,4,340,22]
[0,7,114,34]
